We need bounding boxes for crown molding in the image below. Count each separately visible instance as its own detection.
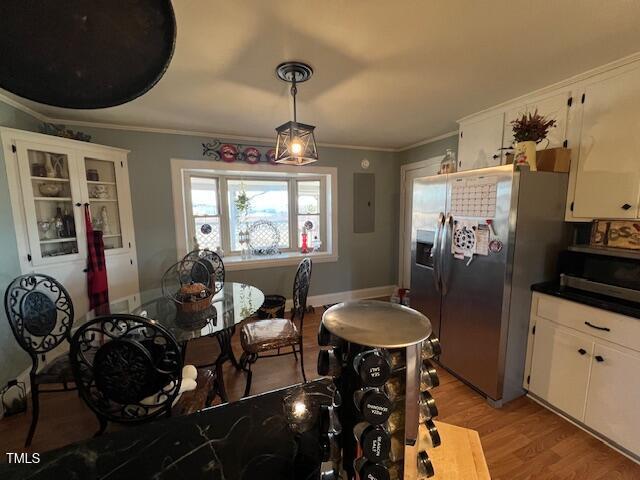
[4,49,639,154]
[457,49,640,124]
[398,130,458,152]
[0,92,49,122]
[0,92,398,152]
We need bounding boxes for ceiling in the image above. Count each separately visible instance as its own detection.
[3,0,640,150]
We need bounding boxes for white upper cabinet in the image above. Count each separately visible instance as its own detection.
[571,66,640,219]
[502,92,570,151]
[2,128,137,270]
[15,140,87,266]
[457,112,505,171]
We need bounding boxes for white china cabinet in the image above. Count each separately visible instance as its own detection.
[1,128,139,315]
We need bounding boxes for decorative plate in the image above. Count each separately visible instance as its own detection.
[266,149,277,165]
[220,144,238,163]
[243,147,261,164]
[247,220,280,255]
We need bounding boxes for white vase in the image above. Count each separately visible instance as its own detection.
[514,141,537,171]
[43,153,56,178]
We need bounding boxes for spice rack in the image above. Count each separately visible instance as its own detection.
[317,300,442,480]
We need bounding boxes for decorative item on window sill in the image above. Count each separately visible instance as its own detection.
[202,140,278,165]
[1,380,27,417]
[300,220,314,254]
[274,61,318,166]
[248,220,281,256]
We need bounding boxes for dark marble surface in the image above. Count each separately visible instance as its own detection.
[1,380,333,480]
[532,281,640,319]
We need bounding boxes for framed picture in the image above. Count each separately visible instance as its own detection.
[590,220,640,250]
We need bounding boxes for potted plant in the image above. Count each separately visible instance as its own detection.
[510,110,556,171]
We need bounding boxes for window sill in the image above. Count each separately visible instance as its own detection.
[223,251,338,271]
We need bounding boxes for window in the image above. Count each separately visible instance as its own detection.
[228,179,290,251]
[174,160,337,270]
[188,176,221,251]
[297,180,322,248]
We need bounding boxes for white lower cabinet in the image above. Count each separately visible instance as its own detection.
[529,317,593,421]
[526,292,640,458]
[584,342,640,455]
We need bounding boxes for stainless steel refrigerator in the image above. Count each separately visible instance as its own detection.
[410,165,569,406]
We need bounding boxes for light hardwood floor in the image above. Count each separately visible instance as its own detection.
[1,306,639,479]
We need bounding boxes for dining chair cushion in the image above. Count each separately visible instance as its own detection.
[34,354,74,385]
[240,318,301,354]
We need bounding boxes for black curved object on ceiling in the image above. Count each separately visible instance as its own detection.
[0,0,176,109]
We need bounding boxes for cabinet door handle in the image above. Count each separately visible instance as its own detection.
[84,202,90,207]
[622,203,632,210]
[75,202,82,207]
[584,321,610,332]
[595,355,605,363]
[492,154,500,159]
[578,348,587,355]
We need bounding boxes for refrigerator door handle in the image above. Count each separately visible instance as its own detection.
[440,214,454,296]
[433,212,445,292]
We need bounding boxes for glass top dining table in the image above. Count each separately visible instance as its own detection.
[84,282,265,343]
[83,282,265,403]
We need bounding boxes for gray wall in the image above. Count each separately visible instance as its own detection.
[0,102,44,388]
[0,107,401,387]
[78,126,401,299]
[2,100,465,387]
[399,134,459,165]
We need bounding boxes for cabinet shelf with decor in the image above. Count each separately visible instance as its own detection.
[1,127,139,317]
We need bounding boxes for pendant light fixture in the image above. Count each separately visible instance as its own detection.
[274,61,318,165]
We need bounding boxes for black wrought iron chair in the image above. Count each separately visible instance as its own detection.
[4,273,75,447]
[69,314,185,435]
[239,258,312,397]
[161,257,214,300]
[183,248,225,287]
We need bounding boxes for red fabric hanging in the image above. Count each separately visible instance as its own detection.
[84,205,110,314]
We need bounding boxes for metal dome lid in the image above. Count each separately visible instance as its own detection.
[322,300,432,348]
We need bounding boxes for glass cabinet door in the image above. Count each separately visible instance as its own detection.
[81,156,126,251]
[16,141,85,264]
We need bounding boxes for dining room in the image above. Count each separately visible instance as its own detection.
[4,2,640,480]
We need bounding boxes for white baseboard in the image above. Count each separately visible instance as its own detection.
[286,284,397,310]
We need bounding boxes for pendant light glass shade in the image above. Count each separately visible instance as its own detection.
[275,120,318,165]
[274,61,318,166]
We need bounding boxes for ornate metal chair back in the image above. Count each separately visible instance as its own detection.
[69,314,183,425]
[161,257,213,299]
[183,249,225,291]
[292,258,312,328]
[4,274,74,367]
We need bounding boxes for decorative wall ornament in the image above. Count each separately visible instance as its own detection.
[202,140,278,165]
[40,123,92,142]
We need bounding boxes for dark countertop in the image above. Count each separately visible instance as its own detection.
[531,281,640,319]
[0,380,333,480]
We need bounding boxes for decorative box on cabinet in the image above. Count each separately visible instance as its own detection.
[1,127,139,317]
[525,292,640,459]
